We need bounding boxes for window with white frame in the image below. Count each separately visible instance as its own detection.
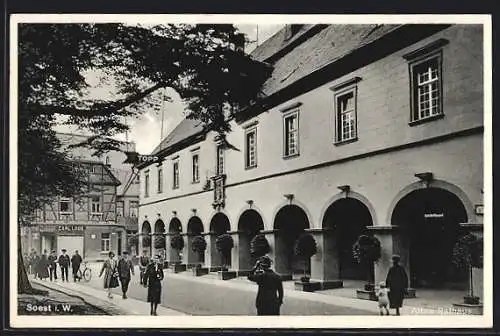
[101,233,110,252]
[129,200,138,217]
[144,171,150,197]
[335,89,357,143]
[91,196,101,214]
[59,198,72,214]
[216,145,224,175]
[403,39,448,124]
[173,160,180,189]
[411,56,442,122]
[192,153,200,183]
[245,128,257,168]
[116,200,124,217]
[157,166,163,193]
[283,110,299,157]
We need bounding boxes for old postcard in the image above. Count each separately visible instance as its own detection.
[9,14,492,329]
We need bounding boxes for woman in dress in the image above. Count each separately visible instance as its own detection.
[99,251,119,298]
[143,255,164,315]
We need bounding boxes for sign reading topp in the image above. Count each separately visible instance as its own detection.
[123,151,160,165]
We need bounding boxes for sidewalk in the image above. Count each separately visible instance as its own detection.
[31,277,186,316]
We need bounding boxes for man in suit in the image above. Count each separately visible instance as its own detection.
[118,251,135,299]
[48,250,58,281]
[139,249,150,285]
[247,255,284,315]
[71,250,83,282]
[58,249,70,282]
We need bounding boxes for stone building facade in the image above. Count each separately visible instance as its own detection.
[137,24,484,291]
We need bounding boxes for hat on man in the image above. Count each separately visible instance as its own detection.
[392,254,401,262]
[122,251,129,255]
[61,249,67,252]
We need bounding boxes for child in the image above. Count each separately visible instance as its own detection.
[376,281,390,316]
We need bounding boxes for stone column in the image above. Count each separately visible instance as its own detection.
[309,228,343,289]
[237,232,252,274]
[202,232,211,268]
[264,230,291,280]
[205,233,222,271]
[186,234,196,267]
[368,226,396,286]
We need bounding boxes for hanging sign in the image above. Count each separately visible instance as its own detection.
[123,151,160,164]
[56,225,85,233]
[424,213,444,218]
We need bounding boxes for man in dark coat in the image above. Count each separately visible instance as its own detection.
[386,254,409,316]
[58,249,70,282]
[139,249,150,285]
[37,250,50,280]
[30,250,40,278]
[143,255,164,315]
[71,250,83,282]
[48,250,58,281]
[247,255,284,315]
[118,251,135,299]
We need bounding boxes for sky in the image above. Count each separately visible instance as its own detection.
[53,24,283,154]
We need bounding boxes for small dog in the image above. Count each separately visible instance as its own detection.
[376,281,390,316]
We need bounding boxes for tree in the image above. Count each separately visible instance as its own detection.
[294,233,318,281]
[250,234,270,258]
[191,235,207,266]
[452,232,483,303]
[17,23,271,293]
[153,235,166,249]
[215,234,234,268]
[352,234,381,289]
[170,234,185,263]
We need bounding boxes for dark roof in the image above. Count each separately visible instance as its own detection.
[147,24,403,161]
[150,118,205,155]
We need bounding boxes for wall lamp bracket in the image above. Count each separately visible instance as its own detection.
[283,194,294,204]
[337,185,350,197]
[415,172,434,188]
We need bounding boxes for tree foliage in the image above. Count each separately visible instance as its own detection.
[452,232,483,269]
[142,235,151,248]
[153,235,166,249]
[294,233,318,259]
[191,235,207,254]
[170,234,185,251]
[250,234,270,258]
[18,23,271,217]
[128,234,139,247]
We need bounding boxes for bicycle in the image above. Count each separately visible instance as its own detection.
[76,261,92,282]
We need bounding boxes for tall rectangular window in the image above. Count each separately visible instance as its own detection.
[245,128,257,168]
[173,160,179,189]
[59,198,72,214]
[157,166,163,193]
[101,233,110,252]
[192,154,200,183]
[412,57,442,121]
[283,110,299,157]
[144,171,149,197]
[129,200,138,217]
[216,145,225,175]
[335,89,357,142]
[91,196,101,214]
[116,200,124,217]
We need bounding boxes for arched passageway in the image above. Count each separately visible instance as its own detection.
[391,187,468,288]
[141,221,152,256]
[322,198,373,281]
[187,216,205,265]
[168,218,182,263]
[238,210,264,271]
[273,205,310,278]
[209,213,231,269]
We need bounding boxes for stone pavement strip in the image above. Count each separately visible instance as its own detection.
[31,278,186,316]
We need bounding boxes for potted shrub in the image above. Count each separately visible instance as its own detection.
[215,234,236,280]
[142,235,151,248]
[170,234,186,273]
[294,233,317,283]
[352,234,381,300]
[293,233,321,292]
[191,235,208,276]
[452,232,483,306]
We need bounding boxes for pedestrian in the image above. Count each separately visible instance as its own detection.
[31,251,40,278]
[142,255,164,316]
[118,251,135,299]
[71,250,83,282]
[48,250,58,281]
[37,250,50,280]
[139,249,150,285]
[23,253,30,273]
[99,251,119,298]
[58,249,70,282]
[247,255,284,316]
[386,254,409,316]
[376,281,390,316]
